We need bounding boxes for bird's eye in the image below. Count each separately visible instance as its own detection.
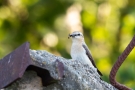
[78,34,80,36]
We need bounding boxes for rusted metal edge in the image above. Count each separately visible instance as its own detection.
[0,42,64,89]
[55,59,64,80]
[109,35,135,90]
[0,42,32,88]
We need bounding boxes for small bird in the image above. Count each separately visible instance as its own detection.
[68,31,102,76]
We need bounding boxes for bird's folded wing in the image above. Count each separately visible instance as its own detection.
[82,43,102,76]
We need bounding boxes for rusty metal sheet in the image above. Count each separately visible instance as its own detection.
[0,42,64,89]
[0,42,33,89]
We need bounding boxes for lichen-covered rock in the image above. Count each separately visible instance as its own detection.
[5,71,42,90]
[4,49,118,90]
[29,50,118,90]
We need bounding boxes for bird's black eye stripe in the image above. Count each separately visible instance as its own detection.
[73,34,82,36]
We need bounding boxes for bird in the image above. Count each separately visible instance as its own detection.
[68,31,102,76]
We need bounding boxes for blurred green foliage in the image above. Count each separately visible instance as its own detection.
[0,0,135,89]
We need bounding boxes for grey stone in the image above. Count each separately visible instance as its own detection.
[5,71,43,90]
[29,50,118,90]
[5,49,118,90]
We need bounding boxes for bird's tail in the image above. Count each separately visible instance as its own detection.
[97,69,103,76]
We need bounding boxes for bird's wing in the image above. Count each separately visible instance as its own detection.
[82,43,102,76]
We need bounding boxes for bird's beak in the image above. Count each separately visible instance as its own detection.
[68,34,72,39]
[68,34,70,39]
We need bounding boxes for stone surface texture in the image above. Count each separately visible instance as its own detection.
[5,49,118,90]
[29,50,117,90]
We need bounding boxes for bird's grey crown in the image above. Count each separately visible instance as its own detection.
[69,31,83,37]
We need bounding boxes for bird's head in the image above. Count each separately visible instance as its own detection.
[68,31,84,42]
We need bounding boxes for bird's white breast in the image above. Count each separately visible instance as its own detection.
[71,43,94,68]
